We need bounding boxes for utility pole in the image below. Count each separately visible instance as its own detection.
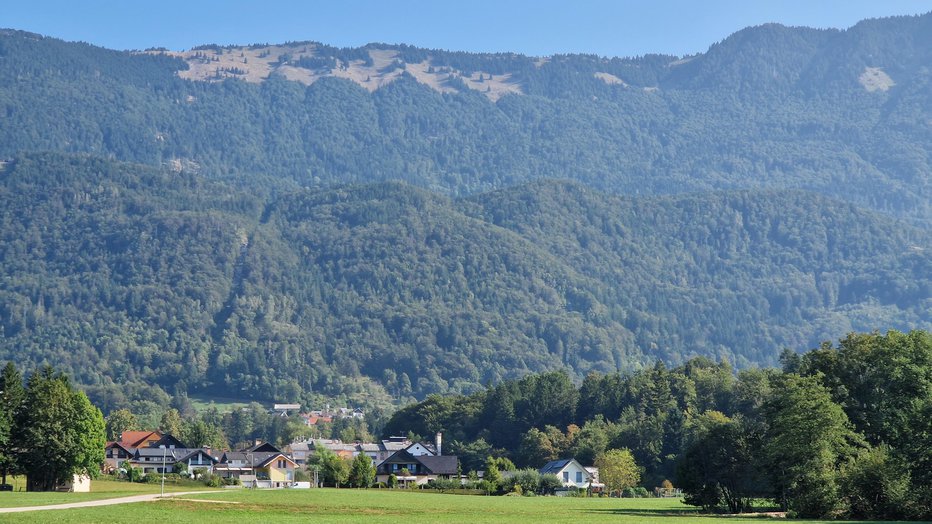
[160,445,166,498]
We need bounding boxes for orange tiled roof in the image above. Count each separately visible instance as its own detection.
[119,430,162,448]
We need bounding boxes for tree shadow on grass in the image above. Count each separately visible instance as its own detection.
[581,507,786,520]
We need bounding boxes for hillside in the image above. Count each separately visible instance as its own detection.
[0,14,930,226]
[0,154,927,412]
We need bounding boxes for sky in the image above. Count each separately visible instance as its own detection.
[4,0,932,58]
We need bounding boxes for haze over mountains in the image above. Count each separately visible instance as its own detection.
[0,13,929,409]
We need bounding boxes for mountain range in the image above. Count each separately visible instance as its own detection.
[0,13,929,409]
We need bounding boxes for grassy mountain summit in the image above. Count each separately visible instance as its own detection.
[0,154,927,410]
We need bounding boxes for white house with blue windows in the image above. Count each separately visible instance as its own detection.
[539,458,599,490]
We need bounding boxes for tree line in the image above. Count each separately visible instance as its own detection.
[383,330,932,519]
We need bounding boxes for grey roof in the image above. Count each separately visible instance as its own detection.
[289,442,312,452]
[539,459,573,475]
[243,441,282,454]
[135,447,219,462]
[176,448,220,464]
[417,455,458,475]
[376,449,458,476]
[220,451,293,468]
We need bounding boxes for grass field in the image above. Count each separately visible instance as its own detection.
[0,478,213,508]
[187,394,253,414]
[0,488,900,523]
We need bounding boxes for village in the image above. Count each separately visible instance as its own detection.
[103,423,619,495]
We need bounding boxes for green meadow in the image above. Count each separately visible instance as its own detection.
[0,488,901,524]
[0,478,213,508]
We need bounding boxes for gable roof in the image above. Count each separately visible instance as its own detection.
[119,430,162,448]
[176,448,220,464]
[149,434,187,449]
[255,453,298,468]
[417,455,458,475]
[539,458,592,479]
[376,449,458,476]
[106,441,134,453]
[243,441,282,454]
[539,459,573,475]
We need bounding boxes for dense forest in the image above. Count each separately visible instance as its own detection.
[383,330,932,519]
[0,14,930,413]
[0,14,930,227]
[0,153,927,412]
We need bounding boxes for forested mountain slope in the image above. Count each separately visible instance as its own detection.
[0,154,927,410]
[0,13,930,226]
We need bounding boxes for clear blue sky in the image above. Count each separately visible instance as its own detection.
[5,0,932,58]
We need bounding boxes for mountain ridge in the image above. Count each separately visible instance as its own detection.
[0,153,927,411]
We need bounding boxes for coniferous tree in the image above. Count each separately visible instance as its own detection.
[0,363,24,485]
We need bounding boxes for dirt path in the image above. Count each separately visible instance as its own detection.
[0,490,223,513]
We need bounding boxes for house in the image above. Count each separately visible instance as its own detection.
[289,436,413,466]
[175,448,219,475]
[539,458,602,492]
[375,449,458,486]
[214,441,298,488]
[103,441,135,473]
[149,434,186,450]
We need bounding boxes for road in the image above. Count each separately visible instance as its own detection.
[0,490,223,513]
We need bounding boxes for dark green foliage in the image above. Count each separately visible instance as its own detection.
[677,413,761,513]
[388,331,929,518]
[348,453,375,488]
[0,153,927,413]
[761,374,860,516]
[0,19,931,225]
[0,362,23,484]
[839,445,914,520]
[12,365,106,491]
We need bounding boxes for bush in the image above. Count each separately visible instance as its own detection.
[477,479,497,494]
[538,474,563,495]
[840,445,913,520]
[502,469,541,494]
[199,472,224,487]
[426,477,461,493]
[144,473,162,484]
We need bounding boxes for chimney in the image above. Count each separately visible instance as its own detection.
[435,432,442,456]
[255,439,262,447]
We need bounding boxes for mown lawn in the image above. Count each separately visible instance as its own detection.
[0,488,901,523]
[0,477,213,508]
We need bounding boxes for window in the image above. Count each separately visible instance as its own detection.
[563,471,569,482]
[576,471,583,483]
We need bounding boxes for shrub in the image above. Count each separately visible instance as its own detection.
[539,474,563,495]
[502,469,541,494]
[144,473,162,484]
[477,479,500,495]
